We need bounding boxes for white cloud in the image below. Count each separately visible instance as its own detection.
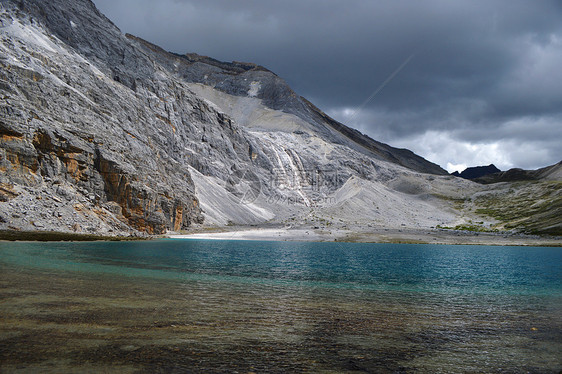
[327,103,561,172]
[389,130,560,172]
[447,162,467,174]
[392,131,512,171]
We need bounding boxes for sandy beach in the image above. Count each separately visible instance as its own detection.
[172,228,324,242]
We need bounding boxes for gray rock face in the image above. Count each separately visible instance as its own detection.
[0,0,259,234]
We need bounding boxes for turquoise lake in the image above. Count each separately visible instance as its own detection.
[1,239,561,373]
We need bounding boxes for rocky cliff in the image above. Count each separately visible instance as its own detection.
[0,0,253,234]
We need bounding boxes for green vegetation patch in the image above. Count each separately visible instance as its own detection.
[474,181,562,236]
[436,223,498,233]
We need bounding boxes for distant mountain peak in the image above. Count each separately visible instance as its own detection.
[452,164,501,179]
[473,161,562,184]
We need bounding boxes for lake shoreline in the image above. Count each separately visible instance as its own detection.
[170,226,562,247]
[0,227,560,246]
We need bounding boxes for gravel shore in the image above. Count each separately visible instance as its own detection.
[170,226,562,246]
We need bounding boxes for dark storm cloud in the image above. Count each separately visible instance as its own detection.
[92,0,562,171]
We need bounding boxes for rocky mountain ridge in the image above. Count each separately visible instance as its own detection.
[127,34,447,176]
[473,161,562,184]
[452,164,501,180]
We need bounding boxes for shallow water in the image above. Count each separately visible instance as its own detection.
[1,239,561,373]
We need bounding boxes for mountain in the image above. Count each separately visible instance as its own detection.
[0,0,559,238]
[127,34,447,176]
[452,164,501,180]
[470,162,562,236]
[473,161,562,184]
[452,162,562,184]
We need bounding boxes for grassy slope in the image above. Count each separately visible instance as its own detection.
[473,181,561,235]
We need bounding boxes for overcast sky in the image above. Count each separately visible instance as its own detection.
[92,0,562,172]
